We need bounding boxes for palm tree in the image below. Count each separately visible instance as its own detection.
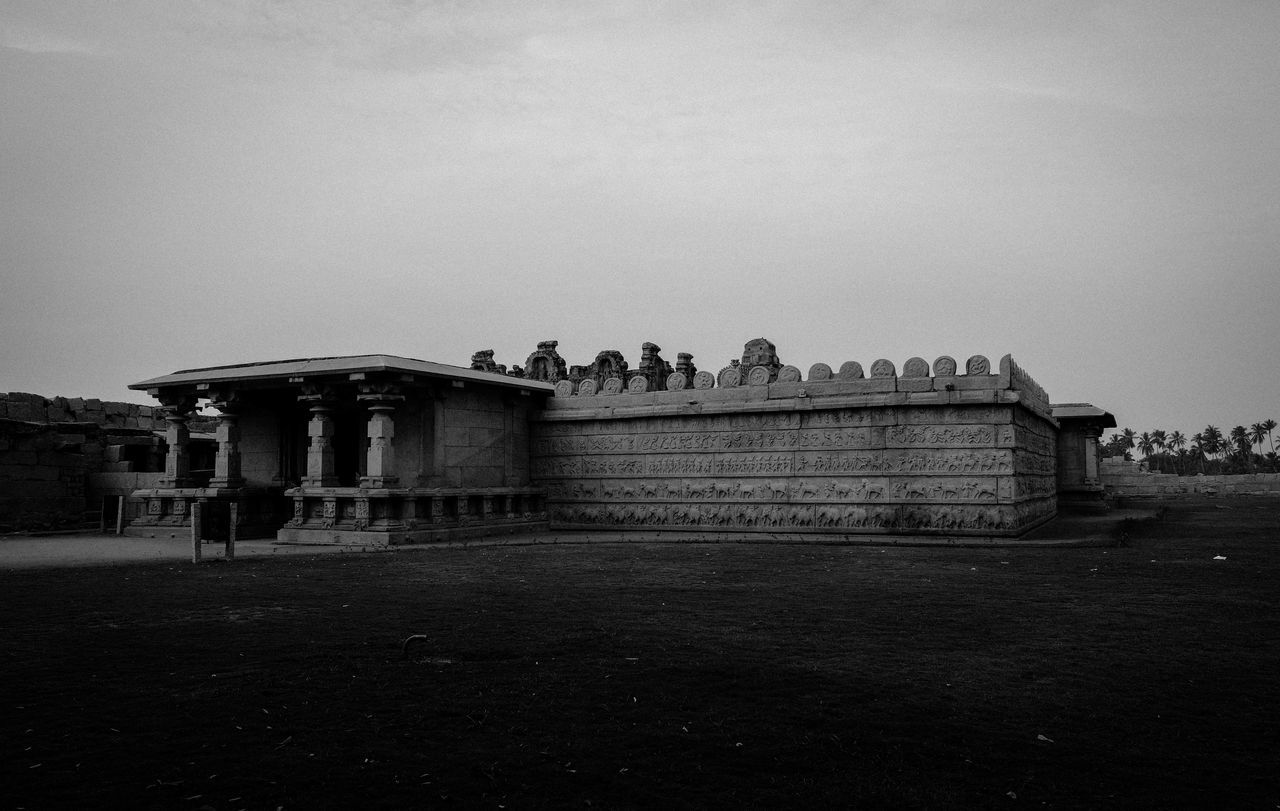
[1149,429,1167,471]
[1167,430,1187,474]
[1121,428,1137,457]
[1202,425,1224,466]
[1229,426,1252,472]
[1137,431,1155,461]
[1263,418,1278,454]
[1251,423,1268,457]
[1190,434,1207,474]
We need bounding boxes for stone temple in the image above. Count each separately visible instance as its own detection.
[121,339,1113,545]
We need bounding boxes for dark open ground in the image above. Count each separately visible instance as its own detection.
[2,498,1277,809]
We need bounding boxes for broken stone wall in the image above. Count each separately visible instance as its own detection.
[1100,459,1280,498]
[0,419,99,532]
[0,392,206,533]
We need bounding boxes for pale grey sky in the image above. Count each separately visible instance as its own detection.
[2,1,1278,436]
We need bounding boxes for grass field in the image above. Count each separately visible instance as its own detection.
[2,498,1277,809]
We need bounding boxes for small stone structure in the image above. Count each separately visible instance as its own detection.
[126,356,553,544]
[1052,403,1116,512]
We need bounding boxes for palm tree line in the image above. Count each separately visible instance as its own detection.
[1101,419,1278,474]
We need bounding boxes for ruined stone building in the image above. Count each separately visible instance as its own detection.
[36,338,1112,545]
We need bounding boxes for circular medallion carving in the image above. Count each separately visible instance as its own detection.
[553,380,574,398]
[965,355,990,375]
[870,359,896,378]
[627,376,648,393]
[902,357,929,378]
[933,355,958,377]
[601,377,624,395]
[836,361,864,380]
[717,367,741,388]
[666,372,688,391]
[747,365,771,386]
[807,363,832,381]
[577,379,598,396]
[777,365,802,383]
[693,371,716,390]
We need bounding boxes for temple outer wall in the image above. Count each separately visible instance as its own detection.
[531,355,1058,538]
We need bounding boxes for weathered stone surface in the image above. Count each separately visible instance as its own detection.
[901,357,930,378]
[836,361,864,380]
[533,355,1059,537]
[807,363,832,381]
[965,355,991,375]
[933,356,958,377]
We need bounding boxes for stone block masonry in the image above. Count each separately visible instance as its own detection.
[530,351,1058,538]
[1100,459,1280,498]
[0,392,207,533]
[0,392,218,434]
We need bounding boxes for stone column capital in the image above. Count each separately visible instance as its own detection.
[158,392,198,419]
[297,383,338,405]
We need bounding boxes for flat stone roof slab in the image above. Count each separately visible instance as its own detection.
[131,354,555,393]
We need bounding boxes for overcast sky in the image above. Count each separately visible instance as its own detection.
[2,1,1277,436]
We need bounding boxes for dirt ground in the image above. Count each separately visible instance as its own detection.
[2,497,1277,809]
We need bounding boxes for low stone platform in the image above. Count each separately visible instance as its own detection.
[1,508,1159,569]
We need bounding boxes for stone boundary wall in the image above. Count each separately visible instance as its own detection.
[532,354,1058,537]
[1100,459,1280,497]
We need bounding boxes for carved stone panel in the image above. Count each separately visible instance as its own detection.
[870,359,896,378]
[901,357,930,378]
[836,361,864,380]
[533,399,1055,536]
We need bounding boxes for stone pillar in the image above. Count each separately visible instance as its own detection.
[158,395,197,488]
[360,399,400,488]
[209,405,244,489]
[1083,426,1103,485]
[432,394,447,482]
[302,404,339,487]
[503,398,515,486]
